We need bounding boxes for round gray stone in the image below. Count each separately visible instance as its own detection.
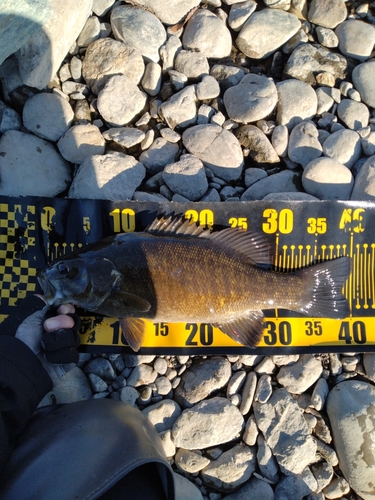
[182,124,244,181]
[102,127,145,148]
[173,356,232,408]
[97,74,147,127]
[141,62,162,97]
[57,124,105,164]
[131,0,200,25]
[288,121,322,167]
[222,476,274,500]
[326,381,375,500]
[271,124,289,157]
[337,99,370,131]
[302,157,354,200]
[0,130,71,197]
[172,397,244,449]
[159,85,198,129]
[68,152,145,200]
[111,5,166,62]
[276,79,318,130]
[200,443,257,493]
[322,129,362,169]
[307,0,347,29]
[335,20,375,61]
[142,399,182,432]
[82,38,144,94]
[174,50,209,80]
[163,154,208,201]
[139,137,179,174]
[182,9,232,59]
[241,170,301,200]
[236,9,300,59]
[352,62,375,109]
[223,73,278,124]
[351,155,375,201]
[23,92,74,142]
[277,354,322,394]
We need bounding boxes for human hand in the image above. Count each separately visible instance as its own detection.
[15,300,81,386]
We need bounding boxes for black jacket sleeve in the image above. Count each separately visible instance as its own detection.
[0,335,53,471]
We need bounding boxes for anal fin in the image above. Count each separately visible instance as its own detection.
[214,311,264,348]
[119,317,146,352]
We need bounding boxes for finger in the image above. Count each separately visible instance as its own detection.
[42,328,80,352]
[44,314,75,332]
[56,304,75,315]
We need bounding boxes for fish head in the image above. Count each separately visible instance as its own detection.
[37,256,122,310]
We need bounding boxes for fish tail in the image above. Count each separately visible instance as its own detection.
[299,257,351,318]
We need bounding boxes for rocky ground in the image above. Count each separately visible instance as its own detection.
[1,0,375,499]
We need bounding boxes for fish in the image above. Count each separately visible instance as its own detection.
[37,214,351,352]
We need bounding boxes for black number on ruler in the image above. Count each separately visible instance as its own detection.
[338,321,367,344]
[111,321,126,345]
[305,320,323,336]
[263,321,292,345]
[154,323,169,336]
[185,323,213,346]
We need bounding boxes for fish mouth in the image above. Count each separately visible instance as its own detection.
[37,270,59,306]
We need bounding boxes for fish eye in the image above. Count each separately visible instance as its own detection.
[57,263,69,274]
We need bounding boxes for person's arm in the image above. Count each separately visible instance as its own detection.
[0,335,53,470]
[0,298,79,470]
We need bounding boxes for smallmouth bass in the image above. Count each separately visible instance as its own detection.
[37,214,351,351]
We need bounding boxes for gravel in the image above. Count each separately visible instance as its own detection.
[2,0,375,498]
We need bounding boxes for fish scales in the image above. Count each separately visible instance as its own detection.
[137,235,303,322]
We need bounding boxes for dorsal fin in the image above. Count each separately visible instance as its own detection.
[145,214,273,265]
[209,228,273,266]
[145,213,210,237]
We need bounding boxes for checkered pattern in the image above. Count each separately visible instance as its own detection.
[0,204,38,307]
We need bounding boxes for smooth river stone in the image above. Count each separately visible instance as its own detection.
[327,381,375,500]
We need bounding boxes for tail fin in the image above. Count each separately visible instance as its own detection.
[299,257,351,319]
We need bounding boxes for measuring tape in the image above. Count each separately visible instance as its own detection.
[0,196,374,354]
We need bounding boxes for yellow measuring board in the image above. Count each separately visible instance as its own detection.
[0,196,374,354]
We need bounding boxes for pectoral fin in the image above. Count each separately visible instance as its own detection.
[119,317,146,352]
[214,311,264,348]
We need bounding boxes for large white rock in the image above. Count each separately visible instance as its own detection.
[335,20,375,61]
[288,121,322,167]
[302,157,354,200]
[0,130,71,197]
[236,9,300,59]
[182,9,232,59]
[322,129,362,170]
[68,152,145,200]
[352,62,375,109]
[82,38,145,95]
[16,0,92,89]
[254,388,317,474]
[223,73,278,124]
[327,381,375,500]
[111,5,166,63]
[22,92,74,142]
[57,124,105,164]
[0,0,51,65]
[351,155,375,201]
[97,74,147,127]
[124,0,200,25]
[276,79,318,130]
[182,124,244,181]
[172,397,244,449]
